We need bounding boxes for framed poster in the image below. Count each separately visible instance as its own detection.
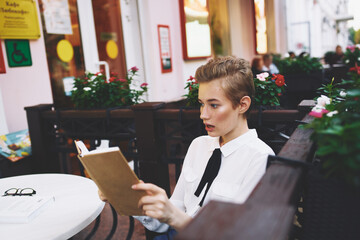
[0,43,5,73]
[157,25,172,73]
[42,0,73,35]
[179,0,212,60]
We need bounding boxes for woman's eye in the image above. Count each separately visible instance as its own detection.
[211,104,218,108]
[199,102,204,107]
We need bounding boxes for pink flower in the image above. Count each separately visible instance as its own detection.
[140,83,148,88]
[130,66,139,72]
[256,72,269,81]
[346,46,356,52]
[309,106,329,118]
[309,107,329,118]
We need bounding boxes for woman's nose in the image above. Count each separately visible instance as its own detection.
[200,106,210,120]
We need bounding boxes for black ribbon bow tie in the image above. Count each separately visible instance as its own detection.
[194,148,222,206]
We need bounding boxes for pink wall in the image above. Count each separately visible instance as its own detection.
[0,0,53,133]
[139,0,207,102]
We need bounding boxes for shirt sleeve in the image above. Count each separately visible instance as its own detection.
[133,216,169,233]
[133,138,199,232]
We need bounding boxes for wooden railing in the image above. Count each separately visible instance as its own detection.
[25,103,306,192]
[24,101,312,240]
[175,103,315,240]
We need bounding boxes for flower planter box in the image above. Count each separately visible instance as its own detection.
[301,168,360,240]
[281,71,324,109]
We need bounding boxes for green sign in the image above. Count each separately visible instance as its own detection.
[5,40,32,67]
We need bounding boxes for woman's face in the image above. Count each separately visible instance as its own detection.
[257,59,264,70]
[198,79,244,144]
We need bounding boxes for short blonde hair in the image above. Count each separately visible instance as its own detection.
[195,56,254,118]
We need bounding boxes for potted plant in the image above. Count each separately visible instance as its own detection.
[343,45,360,67]
[71,66,148,109]
[52,67,148,141]
[253,72,286,108]
[273,55,324,109]
[301,70,360,239]
[183,75,200,108]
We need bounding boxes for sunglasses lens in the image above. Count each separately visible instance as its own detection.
[6,188,18,195]
[20,188,35,195]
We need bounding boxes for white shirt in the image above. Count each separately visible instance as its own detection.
[135,129,274,232]
[262,63,279,74]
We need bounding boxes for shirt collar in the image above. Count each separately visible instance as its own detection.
[219,129,258,157]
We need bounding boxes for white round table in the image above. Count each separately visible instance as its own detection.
[0,174,105,240]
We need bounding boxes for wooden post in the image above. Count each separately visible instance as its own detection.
[132,102,170,195]
[25,104,60,173]
[132,102,171,240]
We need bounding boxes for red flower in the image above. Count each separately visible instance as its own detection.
[95,72,101,76]
[349,66,360,75]
[278,93,282,96]
[109,77,116,83]
[189,85,192,91]
[140,83,148,87]
[84,77,89,80]
[119,79,127,83]
[130,66,139,72]
[187,75,195,82]
[272,74,285,87]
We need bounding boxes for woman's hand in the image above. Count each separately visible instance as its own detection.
[132,182,191,231]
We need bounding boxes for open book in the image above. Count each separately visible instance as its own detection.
[74,141,146,216]
[0,196,55,223]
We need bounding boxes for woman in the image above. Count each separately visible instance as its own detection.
[99,56,274,238]
[251,56,266,76]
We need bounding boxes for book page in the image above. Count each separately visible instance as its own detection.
[0,196,55,223]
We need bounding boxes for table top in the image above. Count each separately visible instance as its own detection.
[0,173,105,240]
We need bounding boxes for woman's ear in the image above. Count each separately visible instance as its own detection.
[238,96,251,114]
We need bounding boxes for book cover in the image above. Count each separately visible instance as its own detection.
[0,129,31,162]
[75,141,146,216]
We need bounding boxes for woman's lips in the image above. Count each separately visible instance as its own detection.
[205,124,215,132]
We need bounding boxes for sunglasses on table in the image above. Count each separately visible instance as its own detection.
[2,188,36,196]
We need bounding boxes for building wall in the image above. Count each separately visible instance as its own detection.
[122,0,208,102]
[228,0,256,62]
[286,0,350,57]
[0,0,294,133]
[0,0,53,133]
[266,0,288,55]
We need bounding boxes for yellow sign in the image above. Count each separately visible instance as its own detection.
[0,0,41,39]
[57,40,73,63]
[106,40,118,59]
